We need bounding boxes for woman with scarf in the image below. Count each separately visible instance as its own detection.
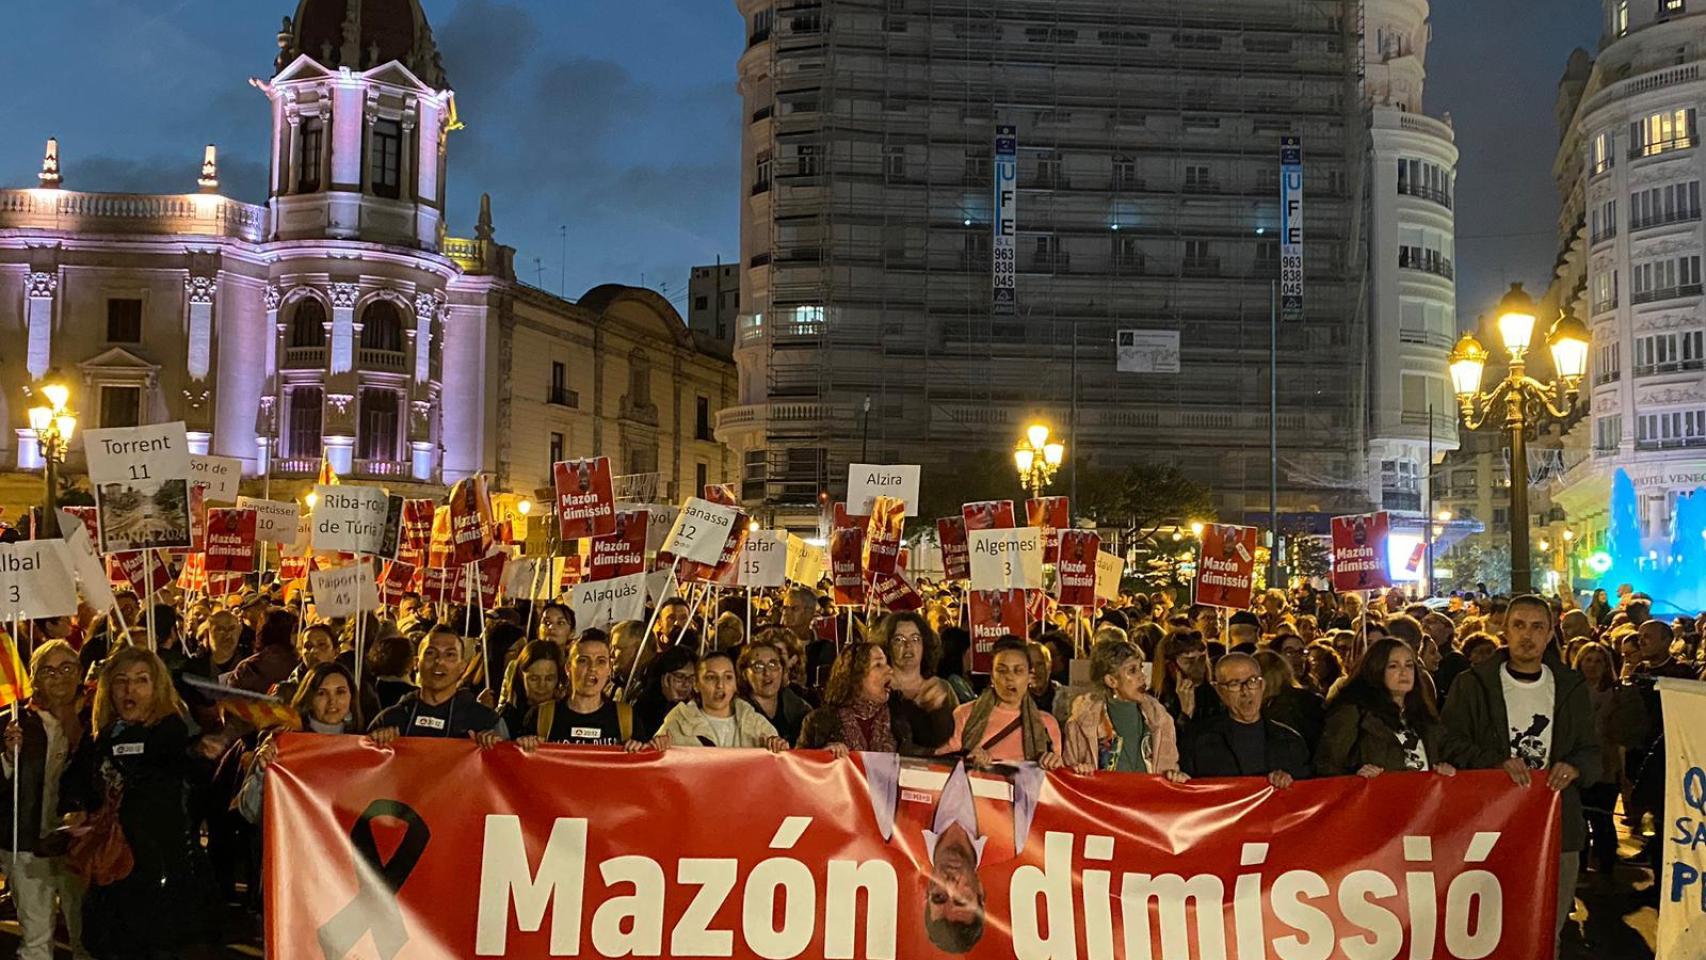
[796,642,929,757]
[237,661,366,823]
[937,636,1064,769]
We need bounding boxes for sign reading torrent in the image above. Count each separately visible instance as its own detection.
[846,463,921,516]
[83,422,193,554]
[571,571,647,632]
[188,454,242,504]
[967,527,1044,591]
[661,498,740,565]
[1196,523,1258,609]
[238,497,301,546]
[1332,511,1393,592]
[312,484,389,555]
[736,529,787,589]
[554,457,617,540]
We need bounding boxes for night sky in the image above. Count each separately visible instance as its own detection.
[0,0,1604,325]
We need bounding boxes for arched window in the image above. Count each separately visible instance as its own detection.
[290,299,327,348]
[360,300,405,352]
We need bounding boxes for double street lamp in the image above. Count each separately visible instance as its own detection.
[26,376,77,538]
[1014,423,1065,499]
[1447,283,1589,594]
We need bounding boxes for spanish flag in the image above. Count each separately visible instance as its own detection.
[0,629,31,709]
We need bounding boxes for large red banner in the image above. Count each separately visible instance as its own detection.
[267,738,1562,960]
[1332,511,1394,592]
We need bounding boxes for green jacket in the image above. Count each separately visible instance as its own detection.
[1314,696,1445,777]
[1439,651,1600,852]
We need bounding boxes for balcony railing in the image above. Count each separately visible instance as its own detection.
[1398,249,1454,279]
[1630,207,1701,231]
[1633,358,1706,377]
[1630,283,1704,305]
[0,188,266,242]
[353,458,409,477]
[1637,436,1706,450]
[283,346,326,368]
[1594,368,1622,386]
[1397,182,1452,209]
[274,457,321,475]
[1590,227,1617,245]
[358,348,406,372]
[1631,137,1696,159]
[1182,256,1221,278]
[547,387,579,407]
[620,398,659,426]
[1592,298,1618,315]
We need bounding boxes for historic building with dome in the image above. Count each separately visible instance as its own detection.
[0,0,735,508]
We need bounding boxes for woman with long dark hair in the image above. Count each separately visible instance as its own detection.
[796,642,928,756]
[238,662,366,822]
[498,640,566,736]
[1315,637,1456,778]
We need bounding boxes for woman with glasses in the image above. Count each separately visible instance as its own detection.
[631,645,698,743]
[739,632,811,746]
[871,612,955,750]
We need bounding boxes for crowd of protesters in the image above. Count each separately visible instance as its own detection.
[0,570,1699,958]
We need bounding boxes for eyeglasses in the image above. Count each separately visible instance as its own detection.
[746,661,783,674]
[36,663,79,678]
[1215,677,1265,692]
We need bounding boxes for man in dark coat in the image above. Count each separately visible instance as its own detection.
[1180,652,1312,788]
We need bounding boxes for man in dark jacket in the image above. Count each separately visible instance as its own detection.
[1440,594,1598,955]
[1180,652,1311,788]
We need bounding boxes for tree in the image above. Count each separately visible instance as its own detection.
[908,450,1030,533]
[1289,535,1331,583]
[1443,541,1511,594]
[1078,463,1217,546]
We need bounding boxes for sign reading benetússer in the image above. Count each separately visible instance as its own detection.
[237,497,301,546]
[0,540,78,621]
[967,526,1044,591]
[312,484,390,555]
[661,497,740,566]
[845,464,922,516]
[736,529,788,589]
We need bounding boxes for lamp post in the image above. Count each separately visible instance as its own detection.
[26,376,76,539]
[1447,283,1589,594]
[1013,423,1065,499]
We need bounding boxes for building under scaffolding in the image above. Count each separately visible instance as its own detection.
[723,0,1379,529]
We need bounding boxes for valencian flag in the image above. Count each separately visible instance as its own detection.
[315,456,338,488]
[182,675,297,731]
[0,627,31,709]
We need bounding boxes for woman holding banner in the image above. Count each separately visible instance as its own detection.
[497,641,566,737]
[871,613,956,750]
[69,646,222,958]
[659,651,788,751]
[1315,638,1455,778]
[797,642,930,757]
[237,662,365,823]
[938,637,1064,769]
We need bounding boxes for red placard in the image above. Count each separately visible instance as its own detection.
[474,550,508,608]
[61,506,100,544]
[1195,523,1258,609]
[829,526,865,605]
[833,501,868,532]
[968,586,1028,673]
[862,496,905,578]
[1024,496,1070,563]
[868,570,924,612]
[396,499,435,565]
[417,565,465,606]
[962,499,1015,531]
[448,477,493,566]
[554,457,617,541]
[379,560,417,604]
[1331,511,1394,592]
[1053,529,1100,606]
[936,516,970,581]
[204,508,257,573]
[703,483,739,506]
[107,550,173,598]
[588,509,647,581]
[559,555,585,589]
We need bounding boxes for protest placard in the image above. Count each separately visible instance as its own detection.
[967,527,1044,591]
[237,497,301,546]
[309,560,381,619]
[571,571,648,632]
[1331,511,1393,592]
[312,484,389,555]
[661,498,740,565]
[554,457,617,540]
[0,540,78,621]
[83,422,193,553]
[846,463,921,515]
[188,454,242,504]
[736,529,788,589]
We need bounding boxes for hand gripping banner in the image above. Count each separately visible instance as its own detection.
[268,737,1564,960]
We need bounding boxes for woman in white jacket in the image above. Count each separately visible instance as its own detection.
[659,651,788,751]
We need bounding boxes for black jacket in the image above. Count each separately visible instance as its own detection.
[1315,693,1445,776]
[1439,651,1600,852]
[1179,713,1313,780]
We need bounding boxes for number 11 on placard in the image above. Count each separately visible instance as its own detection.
[128,464,151,481]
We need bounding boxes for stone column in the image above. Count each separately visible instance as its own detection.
[182,274,218,449]
[24,271,56,380]
[324,281,359,474]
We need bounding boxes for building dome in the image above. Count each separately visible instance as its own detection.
[278,0,447,87]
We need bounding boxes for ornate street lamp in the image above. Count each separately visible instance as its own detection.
[1447,283,1589,593]
[1014,423,1065,499]
[26,375,76,538]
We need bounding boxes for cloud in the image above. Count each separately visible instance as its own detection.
[69,152,267,201]
[434,0,538,90]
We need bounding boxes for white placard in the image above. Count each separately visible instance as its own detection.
[312,484,389,554]
[1094,550,1126,602]
[785,535,826,586]
[645,568,679,605]
[967,527,1044,591]
[661,498,740,565]
[737,530,788,589]
[57,509,116,613]
[308,560,381,619]
[1656,678,1706,955]
[189,454,242,504]
[846,463,922,516]
[82,421,190,486]
[572,571,648,632]
[1116,330,1181,374]
[0,540,78,621]
[237,497,301,546]
[504,558,544,600]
